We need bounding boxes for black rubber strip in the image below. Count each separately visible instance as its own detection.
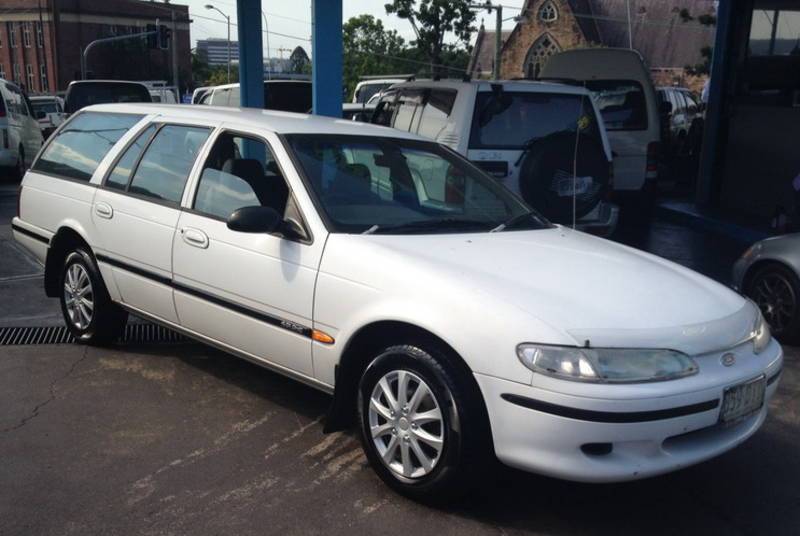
[501,393,720,423]
[95,254,172,286]
[767,369,782,386]
[11,223,49,245]
[94,253,312,339]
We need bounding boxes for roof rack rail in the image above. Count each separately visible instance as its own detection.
[358,74,416,81]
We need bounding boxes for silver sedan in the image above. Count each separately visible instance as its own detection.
[733,233,800,344]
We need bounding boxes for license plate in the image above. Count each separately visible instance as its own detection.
[720,375,766,426]
[553,170,592,197]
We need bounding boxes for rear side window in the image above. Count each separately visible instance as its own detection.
[105,124,157,190]
[584,80,648,131]
[33,112,143,181]
[392,90,424,132]
[65,83,151,114]
[128,125,211,204]
[264,82,312,113]
[417,89,457,139]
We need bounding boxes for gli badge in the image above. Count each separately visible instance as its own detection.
[721,353,736,367]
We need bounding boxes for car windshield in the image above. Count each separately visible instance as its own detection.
[32,101,60,114]
[65,83,151,113]
[286,135,550,234]
[469,91,601,149]
[583,80,648,131]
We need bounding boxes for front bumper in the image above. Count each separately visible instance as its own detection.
[476,342,782,483]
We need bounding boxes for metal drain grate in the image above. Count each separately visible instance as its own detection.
[0,323,188,346]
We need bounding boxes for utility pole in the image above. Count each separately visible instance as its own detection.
[277,47,291,72]
[469,2,502,79]
[171,10,179,97]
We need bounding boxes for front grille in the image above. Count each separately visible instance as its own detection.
[0,323,188,346]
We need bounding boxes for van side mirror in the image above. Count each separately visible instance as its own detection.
[227,206,280,233]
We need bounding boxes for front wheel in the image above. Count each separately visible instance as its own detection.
[746,263,800,344]
[357,343,489,502]
[59,248,128,344]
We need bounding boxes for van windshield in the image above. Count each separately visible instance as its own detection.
[65,83,151,113]
[32,101,60,114]
[583,80,648,131]
[468,91,601,150]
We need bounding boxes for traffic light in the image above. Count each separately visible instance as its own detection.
[159,25,171,50]
[146,24,157,49]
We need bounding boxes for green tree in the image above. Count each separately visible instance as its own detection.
[385,0,476,77]
[343,14,408,96]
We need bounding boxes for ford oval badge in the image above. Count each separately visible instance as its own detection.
[721,353,736,367]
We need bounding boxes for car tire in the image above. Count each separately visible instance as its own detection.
[746,263,800,345]
[59,248,128,345]
[357,343,490,503]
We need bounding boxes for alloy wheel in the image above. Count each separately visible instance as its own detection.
[64,263,94,330]
[753,272,797,333]
[368,369,444,479]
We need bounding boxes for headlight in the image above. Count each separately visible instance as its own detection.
[516,344,699,383]
[752,308,771,354]
[740,243,761,261]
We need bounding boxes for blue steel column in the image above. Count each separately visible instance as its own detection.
[311,0,343,117]
[696,0,734,205]
[236,0,264,109]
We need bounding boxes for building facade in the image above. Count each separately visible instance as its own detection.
[0,0,191,95]
[470,0,716,90]
[197,38,239,67]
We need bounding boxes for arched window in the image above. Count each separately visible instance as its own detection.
[538,1,558,23]
[524,33,561,78]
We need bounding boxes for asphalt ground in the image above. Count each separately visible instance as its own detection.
[1,183,798,535]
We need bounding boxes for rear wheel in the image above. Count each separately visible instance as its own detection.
[59,248,127,344]
[357,343,490,503]
[746,263,800,344]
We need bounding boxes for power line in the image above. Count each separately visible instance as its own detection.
[190,12,311,42]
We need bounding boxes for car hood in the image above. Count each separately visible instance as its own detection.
[359,226,753,355]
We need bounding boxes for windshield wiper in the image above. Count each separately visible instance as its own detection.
[363,219,493,235]
[490,211,546,233]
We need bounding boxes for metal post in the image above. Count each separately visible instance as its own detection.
[626,0,633,49]
[262,11,271,80]
[493,4,502,79]
[80,27,160,81]
[171,10,179,96]
[236,0,264,109]
[311,0,343,117]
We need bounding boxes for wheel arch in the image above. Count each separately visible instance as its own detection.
[44,225,93,297]
[323,320,491,439]
[742,258,796,293]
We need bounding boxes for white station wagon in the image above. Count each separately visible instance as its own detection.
[12,104,783,501]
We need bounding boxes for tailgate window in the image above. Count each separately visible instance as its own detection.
[584,80,648,131]
[469,91,601,149]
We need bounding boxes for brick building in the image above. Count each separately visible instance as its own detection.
[469,0,716,90]
[0,0,191,95]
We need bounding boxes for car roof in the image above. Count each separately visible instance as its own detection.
[210,80,312,91]
[385,79,592,96]
[67,80,148,86]
[82,103,427,139]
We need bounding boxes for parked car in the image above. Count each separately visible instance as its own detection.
[372,79,618,235]
[30,95,67,138]
[657,87,704,159]
[148,87,177,104]
[199,80,312,113]
[64,80,152,114]
[191,85,212,104]
[13,104,782,501]
[352,75,413,104]
[540,48,662,206]
[0,79,44,179]
[733,233,800,343]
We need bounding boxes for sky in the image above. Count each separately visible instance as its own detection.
[186,0,525,59]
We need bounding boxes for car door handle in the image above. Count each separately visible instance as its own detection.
[181,228,209,249]
[94,202,113,219]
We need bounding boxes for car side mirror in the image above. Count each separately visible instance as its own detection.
[226,206,280,233]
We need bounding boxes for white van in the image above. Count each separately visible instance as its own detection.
[540,48,661,201]
[0,80,44,179]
